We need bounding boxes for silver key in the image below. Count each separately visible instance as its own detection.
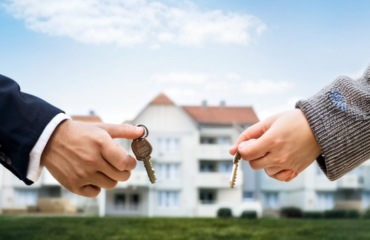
[131,124,156,184]
[229,151,241,188]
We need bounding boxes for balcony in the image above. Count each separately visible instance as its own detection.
[198,144,233,160]
[196,172,243,188]
[337,175,364,189]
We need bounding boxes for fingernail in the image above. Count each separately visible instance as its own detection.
[290,172,295,178]
[136,127,143,134]
[238,142,247,150]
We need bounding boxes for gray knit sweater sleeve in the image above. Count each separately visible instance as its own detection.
[296,65,370,181]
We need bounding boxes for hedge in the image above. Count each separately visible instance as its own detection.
[280,207,303,218]
[217,208,232,218]
[241,211,257,219]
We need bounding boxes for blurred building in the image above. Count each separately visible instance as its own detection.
[1,94,370,216]
[106,93,260,217]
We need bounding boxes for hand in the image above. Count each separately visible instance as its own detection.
[41,120,144,198]
[229,109,322,182]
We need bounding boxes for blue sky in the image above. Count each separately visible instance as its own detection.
[1,0,370,123]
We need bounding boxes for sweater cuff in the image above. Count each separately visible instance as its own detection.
[296,73,370,181]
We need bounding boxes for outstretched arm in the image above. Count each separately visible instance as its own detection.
[230,64,370,182]
[0,74,143,197]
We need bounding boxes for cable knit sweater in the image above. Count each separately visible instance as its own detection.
[296,65,370,181]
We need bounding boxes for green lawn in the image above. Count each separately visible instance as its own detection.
[0,216,369,240]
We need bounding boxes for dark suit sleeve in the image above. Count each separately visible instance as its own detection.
[0,74,63,185]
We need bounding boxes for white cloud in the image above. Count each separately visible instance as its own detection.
[205,79,294,95]
[256,97,301,121]
[149,44,161,49]
[152,72,209,84]
[164,87,203,98]
[225,73,241,80]
[240,79,294,95]
[4,0,266,46]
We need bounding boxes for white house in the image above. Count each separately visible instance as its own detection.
[102,93,261,217]
[1,93,370,216]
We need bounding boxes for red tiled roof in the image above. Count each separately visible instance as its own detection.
[182,106,259,125]
[71,115,103,123]
[150,92,174,105]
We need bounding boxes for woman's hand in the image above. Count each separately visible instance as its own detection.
[230,109,322,182]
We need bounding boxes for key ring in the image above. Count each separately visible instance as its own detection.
[136,124,149,139]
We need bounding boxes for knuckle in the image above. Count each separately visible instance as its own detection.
[75,169,88,180]
[121,124,130,134]
[95,133,109,148]
[83,157,97,167]
[269,136,281,146]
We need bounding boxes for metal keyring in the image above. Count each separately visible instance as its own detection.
[136,124,149,139]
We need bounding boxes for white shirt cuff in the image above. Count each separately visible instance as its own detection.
[27,113,71,182]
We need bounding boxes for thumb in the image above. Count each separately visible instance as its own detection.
[93,123,144,139]
[238,138,268,161]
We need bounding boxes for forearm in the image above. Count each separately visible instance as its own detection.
[0,74,63,185]
[296,65,370,180]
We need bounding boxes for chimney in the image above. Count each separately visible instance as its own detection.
[201,100,207,110]
[220,101,226,109]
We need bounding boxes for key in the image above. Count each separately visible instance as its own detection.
[229,150,241,188]
[131,124,157,184]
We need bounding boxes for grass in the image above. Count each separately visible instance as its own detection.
[0,216,370,240]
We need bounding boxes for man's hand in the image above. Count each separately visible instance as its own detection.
[41,120,144,198]
[229,109,322,182]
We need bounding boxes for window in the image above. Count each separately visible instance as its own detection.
[157,164,180,180]
[264,192,279,209]
[158,191,180,208]
[129,194,140,210]
[14,189,38,207]
[362,192,370,210]
[200,137,216,144]
[217,137,231,145]
[115,194,126,210]
[200,136,231,145]
[200,189,216,204]
[200,161,216,172]
[243,192,254,202]
[316,192,334,211]
[158,138,180,153]
[218,162,233,173]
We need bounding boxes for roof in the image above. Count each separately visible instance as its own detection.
[71,115,103,123]
[182,106,259,125]
[150,92,174,105]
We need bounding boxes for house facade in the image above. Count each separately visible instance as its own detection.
[1,93,370,216]
[100,93,260,217]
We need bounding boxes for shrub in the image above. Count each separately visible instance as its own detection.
[217,208,232,218]
[303,211,323,219]
[240,211,257,219]
[345,210,359,219]
[363,208,370,219]
[323,210,347,218]
[280,207,302,218]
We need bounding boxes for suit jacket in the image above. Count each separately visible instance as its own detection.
[0,74,63,185]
